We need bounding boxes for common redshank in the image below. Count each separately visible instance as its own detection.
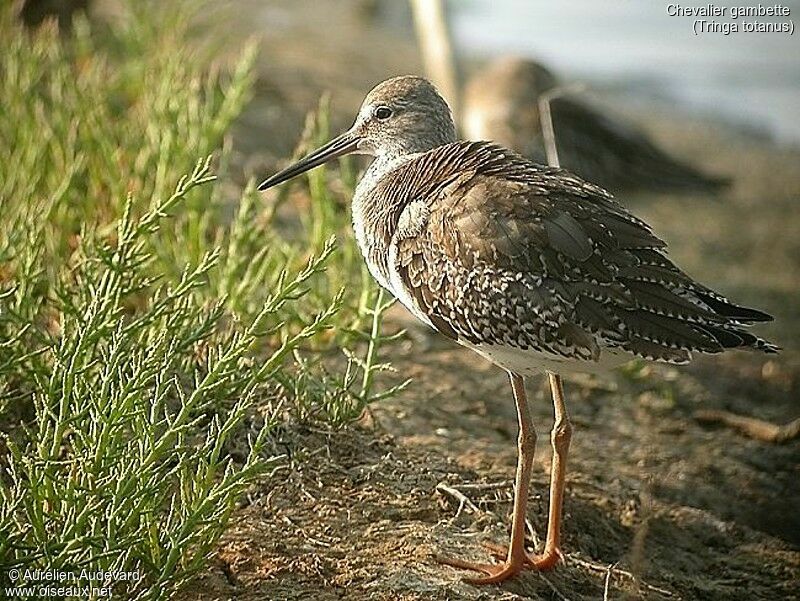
[463,57,728,194]
[258,76,776,584]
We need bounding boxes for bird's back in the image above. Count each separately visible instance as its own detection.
[355,141,775,371]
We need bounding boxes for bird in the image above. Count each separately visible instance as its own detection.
[463,57,729,194]
[258,76,776,585]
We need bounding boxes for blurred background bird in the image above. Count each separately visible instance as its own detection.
[462,57,730,194]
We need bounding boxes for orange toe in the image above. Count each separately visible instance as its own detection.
[524,548,563,571]
[479,542,563,571]
[437,543,563,584]
[436,554,525,584]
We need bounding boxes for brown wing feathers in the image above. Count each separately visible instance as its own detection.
[388,141,776,363]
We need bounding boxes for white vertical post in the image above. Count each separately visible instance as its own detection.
[409,0,460,119]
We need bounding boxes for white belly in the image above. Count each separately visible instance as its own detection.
[462,342,631,376]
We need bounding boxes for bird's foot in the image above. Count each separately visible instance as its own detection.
[437,544,562,584]
[436,553,525,584]
[482,542,564,570]
[525,549,563,570]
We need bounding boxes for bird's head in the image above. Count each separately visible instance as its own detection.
[258,76,456,191]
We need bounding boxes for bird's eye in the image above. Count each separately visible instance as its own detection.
[375,106,393,120]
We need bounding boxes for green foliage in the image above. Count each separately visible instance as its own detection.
[0,3,401,598]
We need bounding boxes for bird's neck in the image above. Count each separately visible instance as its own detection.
[358,152,419,194]
[351,151,422,293]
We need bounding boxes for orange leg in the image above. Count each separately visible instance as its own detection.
[529,372,572,569]
[439,371,573,584]
[438,371,537,584]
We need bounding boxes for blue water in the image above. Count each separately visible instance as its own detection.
[450,1,800,144]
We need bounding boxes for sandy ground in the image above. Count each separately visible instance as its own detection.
[181,345,800,600]
[180,2,800,599]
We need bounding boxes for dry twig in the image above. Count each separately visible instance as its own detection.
[450,481,511,491]
[603,562,617,601]
[538,83,588,168]
[281,515,335,548]
[568,555,675,598]
[436,482,481,517]
[694,409,800,443]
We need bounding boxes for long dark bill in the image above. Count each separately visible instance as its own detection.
[257,132,360,191]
